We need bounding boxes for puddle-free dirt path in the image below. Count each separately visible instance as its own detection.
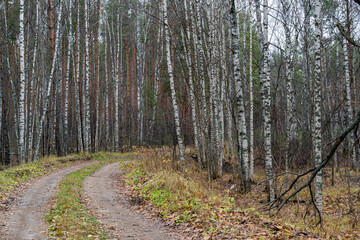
[0,161,94,240]
[83,162,180,240]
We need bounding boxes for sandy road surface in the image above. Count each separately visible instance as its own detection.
[0,161,94,240]
[83,162,180,240]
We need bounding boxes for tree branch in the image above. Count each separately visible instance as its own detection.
[336,23,360,48]
[267,112,360,212]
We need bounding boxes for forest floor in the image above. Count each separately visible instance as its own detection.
[120,147,360,239]
[82,161,185,239]
[1,149,357,239]
[0,152,190,239]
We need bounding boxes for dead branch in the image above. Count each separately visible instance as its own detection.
[266,112,360,213]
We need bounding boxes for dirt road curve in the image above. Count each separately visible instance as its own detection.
[83,162,179,240]
[0,162,93,240]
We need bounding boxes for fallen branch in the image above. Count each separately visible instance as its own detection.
[266,112,360,213]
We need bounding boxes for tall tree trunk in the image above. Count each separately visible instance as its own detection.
[64,0,73,155]
[84,0,91,153]
[74,0,83,152]
[163,0,186,167]
[183,0,202,168]
[314,0,323,214]
[255,0,274,201]
[105,32,110,150]
[281,0,296,185]
[231,0,249,188]
[95,0,101,151]
[248,0,254,177]
[18,0,26,163]
[34,0,64,160]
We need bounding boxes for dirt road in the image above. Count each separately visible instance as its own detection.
[0,162,93,240]
[83,162,180,240]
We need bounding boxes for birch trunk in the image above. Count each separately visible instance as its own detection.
[18,0,26,162]
[281,0,296,184]
[34,0,64,160]
[248,0,254,177]
[163,0,186,167]
[183,0,201,168]
[341,2,355,168]
[74,0,83,152]
[64,0,73,155]
[94,0,100,151]
[113,9,121,151]
[255,0,274,201]
[314,0,323,214]
[84,0,91,152]
[136,10,143,146]
[231,0,249,185]
[105,31,110,150]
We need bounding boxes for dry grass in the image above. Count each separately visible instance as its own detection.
[123,147,315,239]
[237,166,360,239]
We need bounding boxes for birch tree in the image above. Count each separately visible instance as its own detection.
[84,0,91,152]
[230,0,249,186]
[18,0,26,162]
[163,0,186,167]
[313,0,323,214]
[255,0,274,201]
[34,0,64,160]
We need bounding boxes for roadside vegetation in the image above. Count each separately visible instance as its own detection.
[0,153,91,210]
[122,147,307,239]
[46,152,132,239]
[123,147,360,239]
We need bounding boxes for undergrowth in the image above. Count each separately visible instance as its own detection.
[46,152,131,239]
[123,147,300,239]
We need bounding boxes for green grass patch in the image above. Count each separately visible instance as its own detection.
[0,153,90,206]
[46,153,131,239]
[126,163,235,226]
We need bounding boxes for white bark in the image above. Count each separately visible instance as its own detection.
[231,0,249,183]
[248,0,254,177]
[281,0,296,184]
[34,0,64,160]
[65,0,73,155]
[341,1,355,168]
[95,1,101,152]
[314,0,323,214]
[183,0,201,166]
[105,31,110,150]
[255,0,274,201]
[84,0,91,152]
[75,0,83,152]
[163,0,186,166]
[18,0,26,163]
[114,10,120,151]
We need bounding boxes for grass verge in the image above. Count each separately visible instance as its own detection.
[46,152,132,239]
[0,153,91,210]
[122,148,305,239]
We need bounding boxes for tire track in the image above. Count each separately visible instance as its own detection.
[0,161,94,240]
